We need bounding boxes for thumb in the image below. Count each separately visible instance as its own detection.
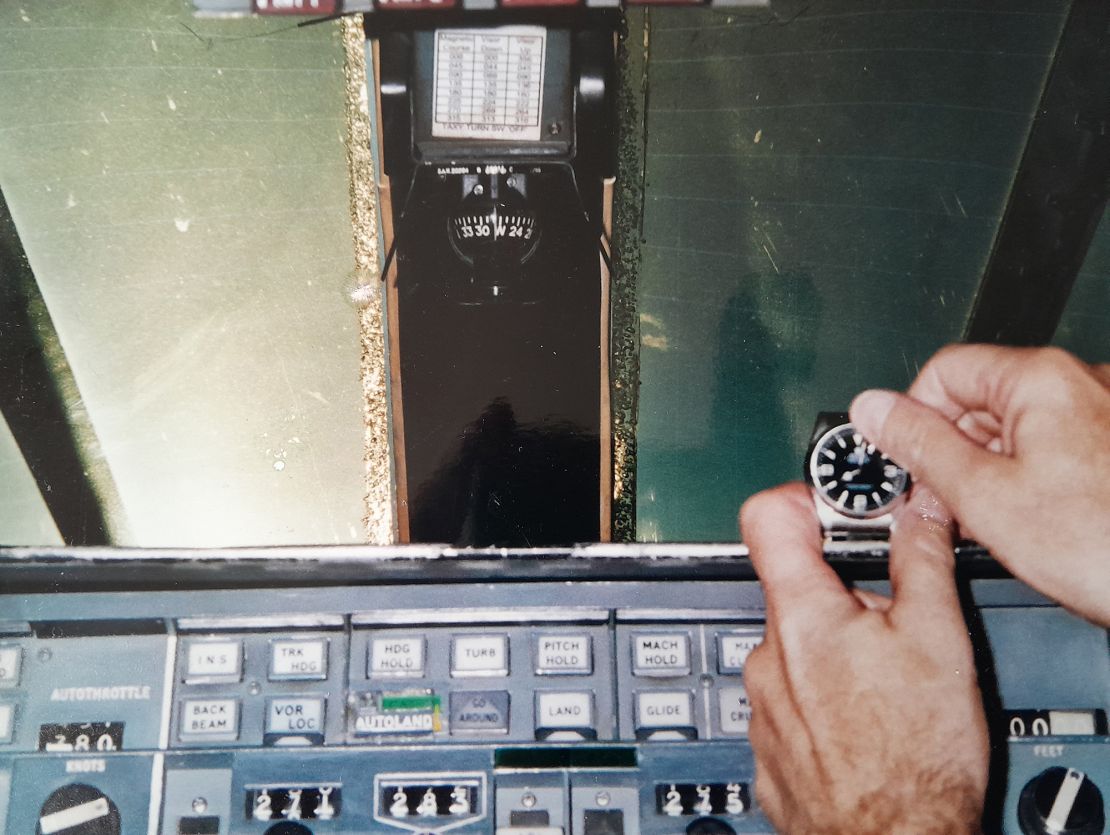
[850,389,1011,517]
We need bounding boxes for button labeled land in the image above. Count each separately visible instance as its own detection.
[449,690,510,734]
[270,638,328,680]
[452,635,508,677]
[635,690,696,740]
[718,687,752,735]
[535,691,595,740]
[0,646,21,687]
[0,703,14,743]
[185,640,242,682]
[632,633,690,676]
[180,698,239,739]
[370,636,425,677]
[535,634,592,675]
[716,631,763,674]
[267,697,325,735]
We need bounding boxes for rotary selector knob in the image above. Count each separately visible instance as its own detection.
[686,817,737,835]
[1018,767,1105,835]
[37,783,121,835]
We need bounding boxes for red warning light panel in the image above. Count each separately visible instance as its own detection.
[376,0,458,9]
[500,0,581,7]
[252,0,337,12]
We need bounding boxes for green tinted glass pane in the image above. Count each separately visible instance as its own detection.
[0,1,364,546]
[1054,209,1110,363]
[635,2,1068,541]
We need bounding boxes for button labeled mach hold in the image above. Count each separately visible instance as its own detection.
[632,633,690,677]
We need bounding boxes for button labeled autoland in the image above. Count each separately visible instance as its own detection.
[0,645,22,687]
[180,698,240,739]
[369,636,425,677]
[184,640,242,683]
[535,634,592,675]
[270,638,328,681]
[452,635,509,677]
[632,633,690,676]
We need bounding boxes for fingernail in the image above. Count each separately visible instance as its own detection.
[850,389,897,441]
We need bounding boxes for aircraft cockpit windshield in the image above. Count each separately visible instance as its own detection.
[0,0,1106,548]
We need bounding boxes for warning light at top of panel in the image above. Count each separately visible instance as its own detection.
[377,0,458,8]
[253,0,337,13]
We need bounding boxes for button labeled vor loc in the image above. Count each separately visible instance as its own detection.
[266,697,325,736]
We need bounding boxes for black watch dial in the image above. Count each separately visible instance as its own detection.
[808,423,910,518]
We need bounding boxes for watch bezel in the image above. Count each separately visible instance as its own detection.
[807,422,909,520]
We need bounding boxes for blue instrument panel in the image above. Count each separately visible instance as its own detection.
[0,546,1106,833]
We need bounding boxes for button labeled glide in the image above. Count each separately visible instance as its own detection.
[635,690,696,740]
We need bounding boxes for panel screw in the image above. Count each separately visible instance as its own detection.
[596,792,611,807]
[38,648,52,662]
[192,797,208,814]
[548,121,562,136]
[248,680,262,696]
[521,792,537,808]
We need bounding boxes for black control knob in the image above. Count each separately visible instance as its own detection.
[686,817,737,835]
[264,823,313,835]
[37,783,121,835]
[1018,767,1105,835]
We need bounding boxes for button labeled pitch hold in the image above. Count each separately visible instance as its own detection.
[535,634,592,675]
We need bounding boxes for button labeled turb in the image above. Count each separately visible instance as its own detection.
[452,635,508,677]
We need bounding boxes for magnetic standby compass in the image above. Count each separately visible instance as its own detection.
[804,411,911,535]
[448,175,541,300]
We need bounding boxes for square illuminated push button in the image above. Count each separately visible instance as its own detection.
[269,638,328,681]
[0,703,14,743]
[184,640,242,684]
[635,690,696,740]
[451,635,509,677]
[718,687,752,735]
[632,633,690,676]
[534,634,592,675]
[534,691,596,740]
[0,646,22,687]
[369,636,425,678]
[179,698,239,740]
[716,630,763,675]
[266,697,326,740]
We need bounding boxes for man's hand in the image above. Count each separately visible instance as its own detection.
[850,345,1110,625]
[739,485,989,834]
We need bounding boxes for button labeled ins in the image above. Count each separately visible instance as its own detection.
[632,633,690,676]
[270,638,328,681]
[718,687,751,735]
[535,691,596,740]
[635,691,696,740]
[717,630,763,675]
[0,646,22,687]
[180,698,239,740]
[184,640,242,683]
[369,636,425,678]
[535,634,592,675]
[451,635,508,677]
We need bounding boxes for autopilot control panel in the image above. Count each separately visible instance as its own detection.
[0,546,1107,834]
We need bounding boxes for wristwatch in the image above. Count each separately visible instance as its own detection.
[803,412,912,539]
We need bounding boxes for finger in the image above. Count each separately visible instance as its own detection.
[888,486,962,617]
[852,588,893,612]
[903,344,1037,420]
[740,484,857,621]
[955,410,1003,448]
[850,389,1013,514]
[1092,363,1110,390]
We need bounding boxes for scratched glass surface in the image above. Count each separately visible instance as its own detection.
[1055,209,1110,364]
[0,1,364,546]
[634,1,1071,541]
